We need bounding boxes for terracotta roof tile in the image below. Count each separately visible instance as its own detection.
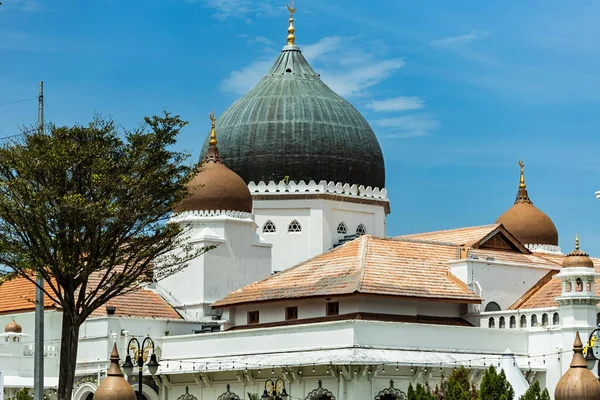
[468,249,560,268]
[509,255,600,309]
[212,235,481,307]
[398,224,501,246]
[0,275,180,319]
[0,276,57,314]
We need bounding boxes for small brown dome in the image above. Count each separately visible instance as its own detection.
[176,113,252,214]
[555,332,600,400]
[94,343,136,400]
[5,319,22,333]
[563,235,594,268]
[495,161,558,246]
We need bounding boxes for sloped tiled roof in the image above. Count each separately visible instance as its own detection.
[509,255,600,309]
[0,276,57,314]
[213,235,481,307]
[468,248,560,268]
[0,275,180,319]
[398,224,502,247]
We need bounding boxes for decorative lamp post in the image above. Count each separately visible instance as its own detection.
[584,326,600,374]
[94,343,136,400]
[261,378,289,400]
[121,336,160,400]
[555,332,600,400]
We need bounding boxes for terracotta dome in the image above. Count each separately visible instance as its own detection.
[555,332,600,400]
[176,113,252,214]
[5,319,22,334]
[496,161,558,246]
[563,235,594,268]
[93,343,136,400]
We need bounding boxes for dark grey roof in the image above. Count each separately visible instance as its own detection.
[201,45,385,188]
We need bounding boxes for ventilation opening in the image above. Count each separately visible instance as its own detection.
[285,68,292,73]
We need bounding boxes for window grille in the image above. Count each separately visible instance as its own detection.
[262,220,276,233]
[288,219,302,233]
[356,224,367,235]
[337,222,347,234]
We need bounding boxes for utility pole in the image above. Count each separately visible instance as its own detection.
[34,81,44,400]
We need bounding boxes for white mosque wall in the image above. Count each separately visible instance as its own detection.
[253,197,387,272]
[449,259,558,311]
[158,215,272,319]
[225,296,465,328]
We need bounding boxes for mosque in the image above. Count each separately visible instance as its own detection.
[1,5,600,400]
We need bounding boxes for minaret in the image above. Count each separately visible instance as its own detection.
[554,236,600,375]
[156,112,272,321]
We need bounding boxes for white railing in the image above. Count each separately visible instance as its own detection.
[171,209,254,221]
[248,180,388,200]
[525,244,562,254]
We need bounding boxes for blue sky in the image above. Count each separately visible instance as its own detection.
[2,0,600,254]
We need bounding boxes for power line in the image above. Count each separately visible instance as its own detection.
[0,97,37,107]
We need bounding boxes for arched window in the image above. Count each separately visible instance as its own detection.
[356,224,367,236]
[262,220,276,233]
[485,302,501,312]
[553,312,560,326]
[576,278,583,292]
[217,385,240,400]
[374,380,407,400]
[337,222,347,234]
[305,380,335,400]
[531,314,538,327]
[288,219,302,233]
[542,313,548,327]
[510,316,516,329]
[488,317,495,328]
[520,315,527,328]
[177,387,198,400]
[499,316,506,329]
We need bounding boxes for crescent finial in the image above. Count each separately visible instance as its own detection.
[287,0,296,14]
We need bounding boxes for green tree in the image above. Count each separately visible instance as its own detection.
[445,367,474,400]
[478,366,514,400]
[0,113,210,399]
[519,381,550,400]
[10,388,34,400]
[408,383,436,400]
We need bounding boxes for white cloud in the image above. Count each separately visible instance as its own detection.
[373,114,439,138]
[190,0,280,20]
[220,36,404,98]
[366,96,425,112]
[431,31,483,47]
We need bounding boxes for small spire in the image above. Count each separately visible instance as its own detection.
[286,1,296,46]
[204,110,223,164]
[209,110,217,147]
[575,233,580,250]
[514,160,532,204]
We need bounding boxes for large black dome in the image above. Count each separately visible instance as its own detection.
[201,45,386,188]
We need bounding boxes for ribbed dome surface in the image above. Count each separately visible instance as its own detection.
[202,46,385,188]
[496,163,558,246]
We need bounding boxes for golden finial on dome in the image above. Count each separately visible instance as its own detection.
[518,159,526,189]
[209,110,217,147]
[286,1,296,46]
[575,233,580,250]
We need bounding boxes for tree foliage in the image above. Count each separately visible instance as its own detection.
[408,383,436,400]
[0,113,209,399]
[478,366,514,400]
[445,367,475,400]
[518,381,550,400]
[10,388,34,400]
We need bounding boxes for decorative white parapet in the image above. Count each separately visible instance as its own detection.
[525,243,562,255]
[247,180,389,200]
[170,209,254,223]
